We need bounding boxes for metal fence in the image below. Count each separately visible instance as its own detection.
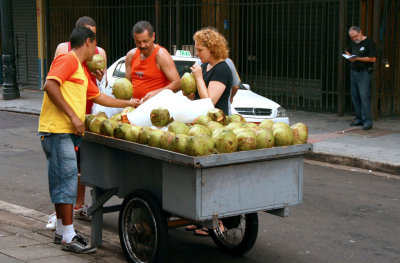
[46,0,399,115]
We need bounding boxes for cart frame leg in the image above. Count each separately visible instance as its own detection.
[89,187,117,247]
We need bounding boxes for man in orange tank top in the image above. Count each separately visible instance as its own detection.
[125,21,180,102]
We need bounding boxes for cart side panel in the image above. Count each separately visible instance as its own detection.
[81,139,162,200]
[162,162,200,219]
[81,140,119,189]
[200,156,303,219]
[117,153,163,200]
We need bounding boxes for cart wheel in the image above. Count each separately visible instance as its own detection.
[209,213,258,256]
[118,190,168,263]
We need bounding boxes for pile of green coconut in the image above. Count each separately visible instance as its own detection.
[85,107,308,156]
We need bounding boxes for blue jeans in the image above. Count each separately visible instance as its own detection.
[350,70,373,126]
[40,133,78,204]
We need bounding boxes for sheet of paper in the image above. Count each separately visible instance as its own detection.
[342,54,356,59]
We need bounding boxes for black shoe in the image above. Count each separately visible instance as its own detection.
[350,121,363,126]
[363,125,372,130]
[54,232,62,244]
[61,234,96,254]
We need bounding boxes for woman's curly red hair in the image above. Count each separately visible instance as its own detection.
[193,27,229,60]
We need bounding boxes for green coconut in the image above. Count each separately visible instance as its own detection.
[236,129,257,151]
[113,123,131,139]
[206,121,224,133]
[291,122,308,144]
[180,72,197,94]
[254,128,275,149]
[89,116,108,134]
[86,54,106,73]
[125,125,142,142]
[188,124,211,136]
[193,115,211,126]
[99,119,118,137]
[259,119,275,130]
[137,127,152,144]
[85,114,95,131]
[243,122,258,129]
[110,112,122,122]
[207,108,227,125]
[168,121,190,135]
[150,107,173,127]
[160,131,176,151]
[171,134,189,154]
[112,78,133,100]
[186,135,214,156]
[148,130,165,148]
[228,114,246,124]
[273,124,294,146]
[212,129,238,153]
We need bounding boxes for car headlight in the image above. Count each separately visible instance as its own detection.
[276,106,287,117]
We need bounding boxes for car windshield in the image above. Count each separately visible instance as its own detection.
[112,61,126,78]
[174,60,197,77]
[112,59,197,78]
[238,83,248,90]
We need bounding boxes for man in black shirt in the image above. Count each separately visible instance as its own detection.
[345,26,376,130]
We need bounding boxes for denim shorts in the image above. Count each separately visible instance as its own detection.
[40,133,78,204]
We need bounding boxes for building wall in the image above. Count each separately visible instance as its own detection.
[12,0,38,89]
[35,0,400,115]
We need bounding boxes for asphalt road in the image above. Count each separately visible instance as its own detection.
[0,111,399,263]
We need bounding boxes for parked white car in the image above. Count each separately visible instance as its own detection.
[106,51,289,124]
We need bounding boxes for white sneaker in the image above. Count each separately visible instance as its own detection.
[46,212,57,230]
[74,205,89,220]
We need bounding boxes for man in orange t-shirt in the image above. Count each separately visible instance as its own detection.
[125,21,180,102]
[49,17,106,225]
[39,26,139,254]
[54,17,106,116]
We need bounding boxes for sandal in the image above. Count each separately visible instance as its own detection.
[185,224,200,231]
[194,227,209,236]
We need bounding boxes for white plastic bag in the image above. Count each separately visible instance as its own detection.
[91,75,124,118]
[127,89,214,127]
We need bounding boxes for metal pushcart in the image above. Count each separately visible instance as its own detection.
[81,132,312,262]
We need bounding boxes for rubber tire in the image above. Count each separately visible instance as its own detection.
[210,213,258,256]
[118,190,168,263]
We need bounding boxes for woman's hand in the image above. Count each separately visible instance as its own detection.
[182,92,195,100]
[190,64,203,79]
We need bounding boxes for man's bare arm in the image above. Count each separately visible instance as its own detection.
[43,79,84,135]
[355,57,376,63]
[125,49,136,81]
[92,93,140,108]
[54,42,69,59]
[230,85,239,103]
[157,48,180,92]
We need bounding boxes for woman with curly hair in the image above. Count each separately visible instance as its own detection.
[188,27,233,115]
[184,28,233,236]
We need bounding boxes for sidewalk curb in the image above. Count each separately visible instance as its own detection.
[0,200,121,249]
[305,151,400,175]
[0,108,40,116]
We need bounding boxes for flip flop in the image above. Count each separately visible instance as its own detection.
[185,225,199,231]
[194,227,209,236]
